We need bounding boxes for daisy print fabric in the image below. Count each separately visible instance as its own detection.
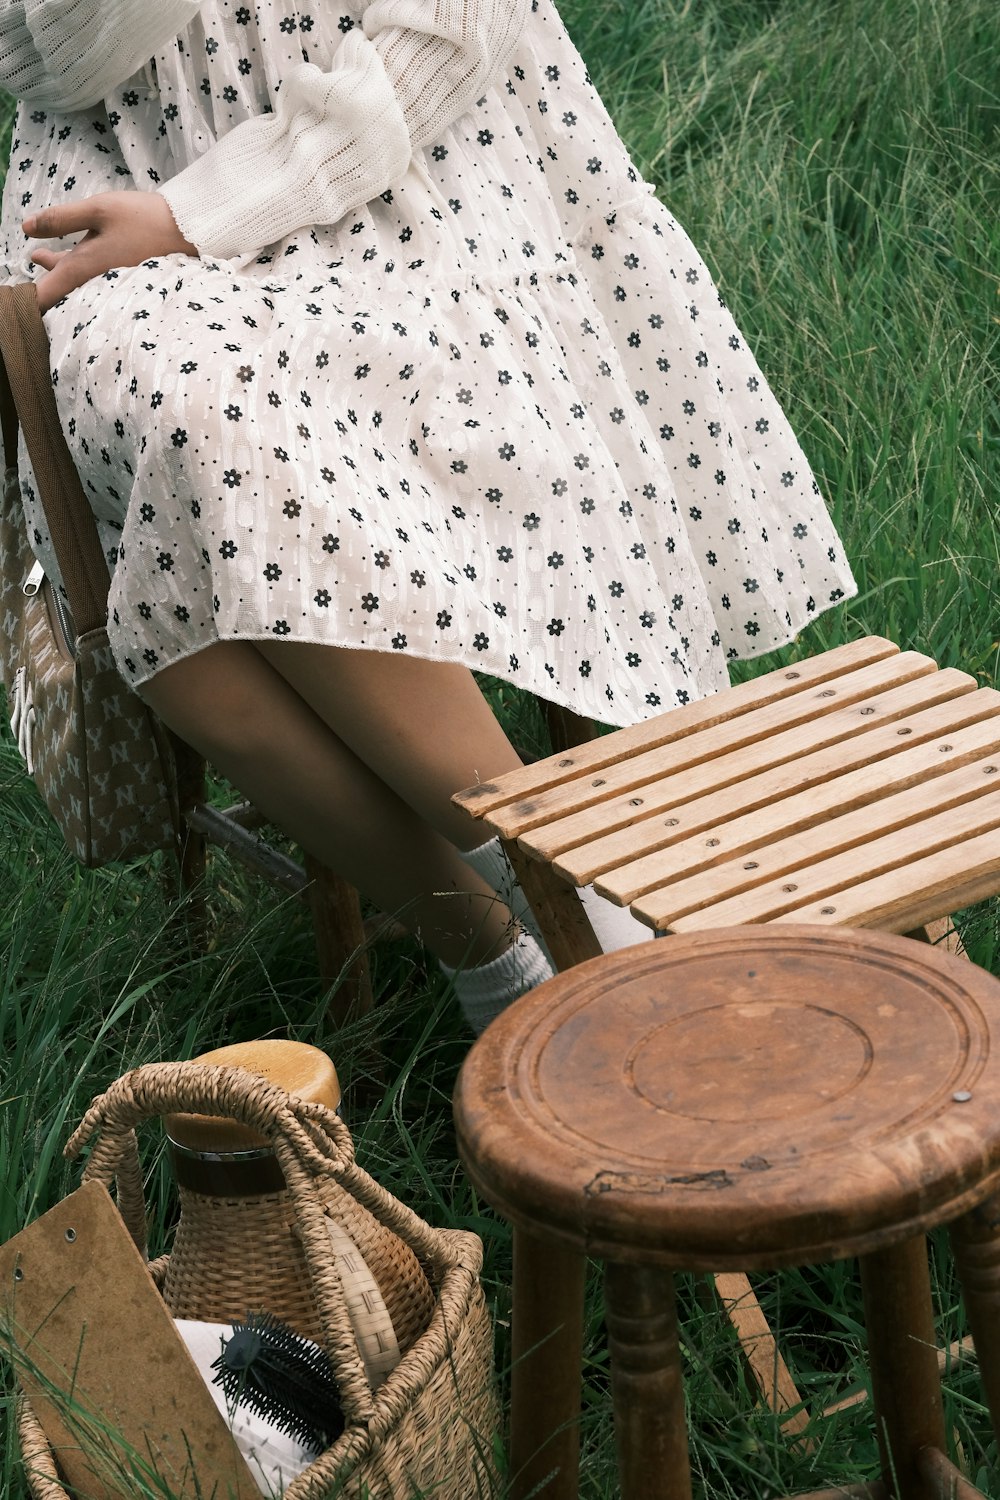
[0,0,855,726]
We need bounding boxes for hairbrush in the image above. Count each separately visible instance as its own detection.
[211,1312,344,1455]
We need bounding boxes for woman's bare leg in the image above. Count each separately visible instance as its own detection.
[251,643,652,957]
[254,642,522,851]
[140,641,513,968]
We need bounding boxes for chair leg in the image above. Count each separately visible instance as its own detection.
[605,1261,692,1500]
[859,1234,947,1500]
[949,1191,1000,1448]
[502,838,602,971]
[509,1227,587,1500]
[302,853,374,1027]
[542,699,598,755]
[168,738,210,951]
[175,750,208,891]
[906,919,966,959]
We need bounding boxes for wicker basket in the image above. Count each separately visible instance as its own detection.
[16,1062,500,1500]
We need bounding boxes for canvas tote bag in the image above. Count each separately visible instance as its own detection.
[0,281,180,865]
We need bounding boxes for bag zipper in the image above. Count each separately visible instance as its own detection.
[24,557,78,660]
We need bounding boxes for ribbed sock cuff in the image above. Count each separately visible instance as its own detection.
[440,929,554,1035]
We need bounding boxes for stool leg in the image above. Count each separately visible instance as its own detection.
[859,1234,947,1499]
[949,1191,1000,1446]
[604,1262,692,1500]
[509,1228,587,1500]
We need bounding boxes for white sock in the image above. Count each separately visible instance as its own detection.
[460,837,550,956]
[440,929,554,1035]
[461,836,651,956]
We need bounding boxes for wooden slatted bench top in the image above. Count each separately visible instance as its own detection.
[454,637,1000,937]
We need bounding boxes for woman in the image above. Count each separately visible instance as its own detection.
[0,0,855,1028]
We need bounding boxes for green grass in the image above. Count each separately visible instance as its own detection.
[1,0,999,1494]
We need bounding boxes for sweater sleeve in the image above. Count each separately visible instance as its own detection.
[0,0,206,110]
[159,0,531,260]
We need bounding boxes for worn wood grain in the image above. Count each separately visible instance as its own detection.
[630,758,1000,929]
[482,653,947,841]
[580,705,1000,898]
[756,832,1000,937]
[454,927,1000,1498]
[513,664,973,855]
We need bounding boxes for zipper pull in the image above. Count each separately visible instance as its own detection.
[23,559,44,597]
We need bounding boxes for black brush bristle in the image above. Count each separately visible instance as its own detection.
[211,1312,344,1455]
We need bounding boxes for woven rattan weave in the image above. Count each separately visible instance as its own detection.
[17,1062,499,1500]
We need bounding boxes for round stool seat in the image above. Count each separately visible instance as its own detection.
[455,926,1000,1269]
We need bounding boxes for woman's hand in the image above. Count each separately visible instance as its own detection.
[24,192,197,312]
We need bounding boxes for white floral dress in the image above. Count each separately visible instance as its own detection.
[0,0,855,725]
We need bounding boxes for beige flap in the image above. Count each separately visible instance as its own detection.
[0,1180,259,1500]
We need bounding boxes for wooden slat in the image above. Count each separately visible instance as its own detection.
[654,808,1000,933]
[606,756,1000,923]
[820,1338,976,1418]
[773,830,1000,936]
[497,654,953,846]
[483,652,942,841]
[452,637,900,818]
[514,665,973,860]
[565,694,1000,892]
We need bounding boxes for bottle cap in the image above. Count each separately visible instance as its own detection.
[165,1040,341,1156]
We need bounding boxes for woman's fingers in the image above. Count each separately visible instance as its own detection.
[34,245,98,313]
[29,248,69,271]
[25,192,197,311]
[23,200,103,240]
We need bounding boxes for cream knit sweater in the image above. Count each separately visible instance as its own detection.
[0,0,531,258]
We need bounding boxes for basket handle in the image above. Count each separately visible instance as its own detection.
[64,1061,387,1422]
[67,1061,465,1274]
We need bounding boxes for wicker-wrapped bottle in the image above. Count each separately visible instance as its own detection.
[163,1040,434,1386]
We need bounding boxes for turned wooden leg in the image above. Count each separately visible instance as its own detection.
[950,1191,1000,1447]
[509,1227,587,1500]
[859,1235,947,1499]
[605,1261,692,1500]
[502,838,602,971]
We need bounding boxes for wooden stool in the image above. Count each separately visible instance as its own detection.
[454,927,1000,1500]
[453,634,1000,1427]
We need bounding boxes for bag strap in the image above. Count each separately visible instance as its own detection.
[0,282,109,635]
